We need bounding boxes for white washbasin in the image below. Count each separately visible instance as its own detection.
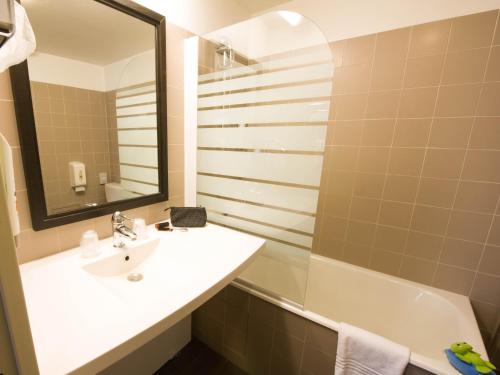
[83,238,160,277]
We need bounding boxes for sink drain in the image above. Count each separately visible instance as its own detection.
[127,273,143,282]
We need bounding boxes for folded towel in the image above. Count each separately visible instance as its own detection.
[335,323,410,375]
[0,2,36,73]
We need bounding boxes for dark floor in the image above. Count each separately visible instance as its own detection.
[155,338,248,375]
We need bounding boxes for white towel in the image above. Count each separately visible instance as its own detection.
[335,323,410,375]
[0,2,36,73]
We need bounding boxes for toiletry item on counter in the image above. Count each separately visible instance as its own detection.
[446,342,496,375]
[133,218,148,240]
[163,207,207,227]
[80,230,100,258]
[155,222,188,232]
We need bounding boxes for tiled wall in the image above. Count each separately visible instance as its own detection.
[0,22,189,264]
[192,286,432,375]
[30,81,113,214]
[312,10,500,347]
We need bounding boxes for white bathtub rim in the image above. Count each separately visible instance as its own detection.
[232,253,486,375]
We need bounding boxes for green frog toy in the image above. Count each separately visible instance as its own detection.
[450,342,496,374]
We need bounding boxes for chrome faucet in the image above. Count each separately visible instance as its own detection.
[111,211,137,248]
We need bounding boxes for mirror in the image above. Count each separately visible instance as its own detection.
[10,0,167,230]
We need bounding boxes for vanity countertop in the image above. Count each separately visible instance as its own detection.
[19,223,265,375]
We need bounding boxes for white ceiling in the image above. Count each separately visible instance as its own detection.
[234,0,292,14]
[23,0,155,66]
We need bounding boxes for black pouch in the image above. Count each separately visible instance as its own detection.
[164,207,207,227]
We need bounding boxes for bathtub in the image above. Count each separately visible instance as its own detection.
[234,253,486,375]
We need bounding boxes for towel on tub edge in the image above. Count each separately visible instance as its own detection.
[335,322,410,375]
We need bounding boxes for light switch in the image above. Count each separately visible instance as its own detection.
[99,172,108,185]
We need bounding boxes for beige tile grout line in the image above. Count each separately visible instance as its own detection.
[397,20,454,278]
[367,28,414,270]
[432,10,500,292]
[338,33,378,262]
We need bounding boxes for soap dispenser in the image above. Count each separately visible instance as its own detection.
[69,161,86,192]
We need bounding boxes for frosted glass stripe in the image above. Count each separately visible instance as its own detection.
[197,194,315,233]
[121,179,158,195]
[198,82,332,108]
[117,114,157,129]
[198,125,326,152]
[263,240,310,265]
[198,63,333,95]
[198,49,332,83]
[198,101,329,125]
[116,92,156,107]
[116,103,156,117]
[119,146,158,167]
[208,212,312,248]
[120,165,158,185]
[118,129,157,146]
[197,174,318,213]
[197,150,323,186]
[116,84,156,98]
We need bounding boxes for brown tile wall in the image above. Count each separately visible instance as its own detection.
[30,81,113,214]
[313,10,500,349]
[193,286,432,375]
[0,22,189,264]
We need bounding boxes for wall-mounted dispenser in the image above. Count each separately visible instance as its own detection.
[69,161,86,192]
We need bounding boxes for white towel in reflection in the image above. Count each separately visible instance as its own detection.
[0,2,36,73]
[335,323,410,375]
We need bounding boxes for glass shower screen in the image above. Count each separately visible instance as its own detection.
[196,11,333,305]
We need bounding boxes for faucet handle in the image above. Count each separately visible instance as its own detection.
[111,211,133,224]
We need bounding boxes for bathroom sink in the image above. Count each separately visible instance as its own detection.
[83,237,160,278]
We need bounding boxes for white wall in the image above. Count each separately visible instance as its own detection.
[260,0,500,42]
[28,52,106,91]
[104,49,155,91]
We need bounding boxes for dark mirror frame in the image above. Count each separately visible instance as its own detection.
[10,0,168,231]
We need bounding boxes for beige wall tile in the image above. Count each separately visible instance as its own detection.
[462,150,500,183]
[346,220,376,245]
[342,242,371,267]
[433,264,475,295]
[0,71,13,100]
[400,256,436,284]
[428,117,473,148]
[454,181,500,214]
[440,238,483,269]
[478,245,500,276]
[393,119,431,147]
[422,149,465,179]
[332,64,372,94]
[388,148,425,176]
[416,178,458,208]
[448,10,498,52]
[441,48,489,84]
[469,117,500,150]
[435,83,481,117]
[349,197,380,222]
[487,216,500,246]
[0,100,19,147]
[383,175,419,203]
[405,231,443,260]
[356,147,390,173]
[16,227,61,264]
[326,170,355,196]
[370,249,402,275]
[361,119,395,146]
[330,120,363,146]
[411,205,451,235]
[365,91,400,119]
[471,273,500,306]
[471,299,500,335]
[404,54,445,88]
[342,34,376,66]
[485,46,500,81]
[409,19,451,58]
[447,210,493,242]
[477,82,500,116]
[373,225,408,253]
[378,201,413,228]
[324,193,351,218]
[398,87,438,118]
[332,93,368,120]
[353,172,385,198]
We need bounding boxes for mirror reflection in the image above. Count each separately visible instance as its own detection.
[25,0,158,215]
